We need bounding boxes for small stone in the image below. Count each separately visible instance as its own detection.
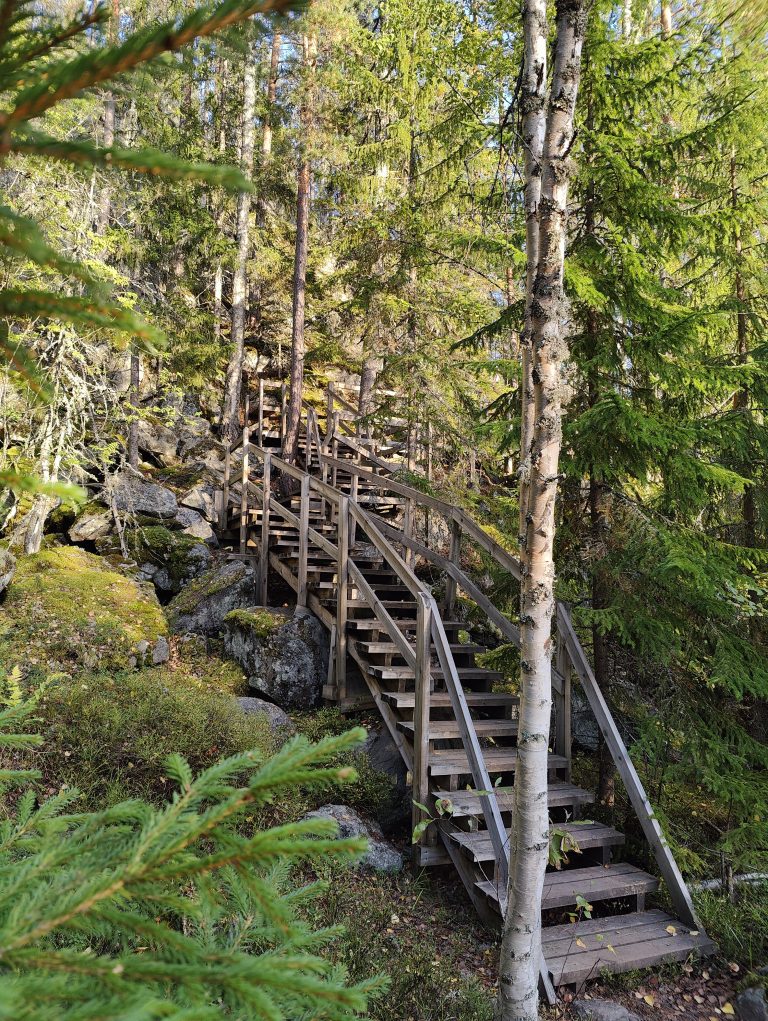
[236,696,295,742]
[736,989,768,1021]
[301,804,403,872]
[152,636,170,665]
[572,1001,641,1021]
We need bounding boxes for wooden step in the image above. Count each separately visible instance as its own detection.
[542,909,716,986]
[476,863,659,913]
[382,691,517,709]
[369,665,503,682]
[428,748,568,778]
[359,641,485,656]
[349,618,465,633]
[398,719,519,740]
[449,822,624,864]
[431,781,592,816]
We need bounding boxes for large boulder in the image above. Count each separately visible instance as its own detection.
[177,415,213,459]
[302,804,403,872]
[180,483,218,524]
[236,696,295,743]
[116,526,211,595]
[224,607,329,710]
[572,685,599,753]
[0,547,15,595]
[1,545,168,671]
[174,507,217,544]
[167,560,256,636]
[109,471,178,520]
[136,420,178,466]
[68,504,113,544]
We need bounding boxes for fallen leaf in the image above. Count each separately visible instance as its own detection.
[722,1005,735,1016]
[575,938,586,949]
[729,963,740,974]
[666,924,677,935]
[644,995,656,1007]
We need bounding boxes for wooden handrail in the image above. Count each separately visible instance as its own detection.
[557,603,702,930]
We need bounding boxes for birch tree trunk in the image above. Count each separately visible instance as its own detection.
[283,33,316,464]
[517,0,548,542]
[497,1,588,1017]
[221,44,257,443]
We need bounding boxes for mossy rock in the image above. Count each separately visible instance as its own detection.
[224,608,286,639]
[167,561,256,636]
[0,545,168,673]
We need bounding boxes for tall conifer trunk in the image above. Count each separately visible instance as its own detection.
[497,1,588,1017]
[221,44,257,443]
[284,34,316,463]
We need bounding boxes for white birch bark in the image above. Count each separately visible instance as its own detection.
[517,0,547,542]
[497,1,588,1017]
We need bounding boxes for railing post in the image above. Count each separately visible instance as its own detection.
[349,451,360,546]
[326,383,334,435]
[555,637,572,781]
[219,439,231,531]
[331,412,340,489]
[297,472,310,609]
[257,376,264,447]
[335,494,350,702]
[280,383,287,452]
[239,426,249,555]
[259,453,271,605]
[412,592,432,854]
[243,371,250,429]
[444,518,462,616]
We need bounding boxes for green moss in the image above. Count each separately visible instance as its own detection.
[125,525,203,570]
[224,608,284,639]
[175,637,248,695]
[0,545,167,673]
[8,665,272,809]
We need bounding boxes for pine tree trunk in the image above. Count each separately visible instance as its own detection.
[128,352,140,469]
[517,0,547,542]
[283,34,316,464]
[497,2,587,1017]
[358,354,377,420]
[253,31,281,340]
[221,46,257,443]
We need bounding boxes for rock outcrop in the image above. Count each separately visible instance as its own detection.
[572,1001,640,1021]
[167,560,256,636]
[302,804,403,871]
[136,420,178,465]
[223,607,329,710]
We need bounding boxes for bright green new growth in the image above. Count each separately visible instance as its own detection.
[0,696,384,1020]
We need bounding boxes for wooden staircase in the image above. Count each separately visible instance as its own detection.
[212,377,715,997]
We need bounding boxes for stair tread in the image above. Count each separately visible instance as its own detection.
[398,719,519,739]
[431,781,593,815]
[541,909,716,986]
[476,863,659,912]
[450,821,624,862]
[383,691,517,709]
[429,748,568,776]
[368,665,502,680]
[358,640,485,654]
